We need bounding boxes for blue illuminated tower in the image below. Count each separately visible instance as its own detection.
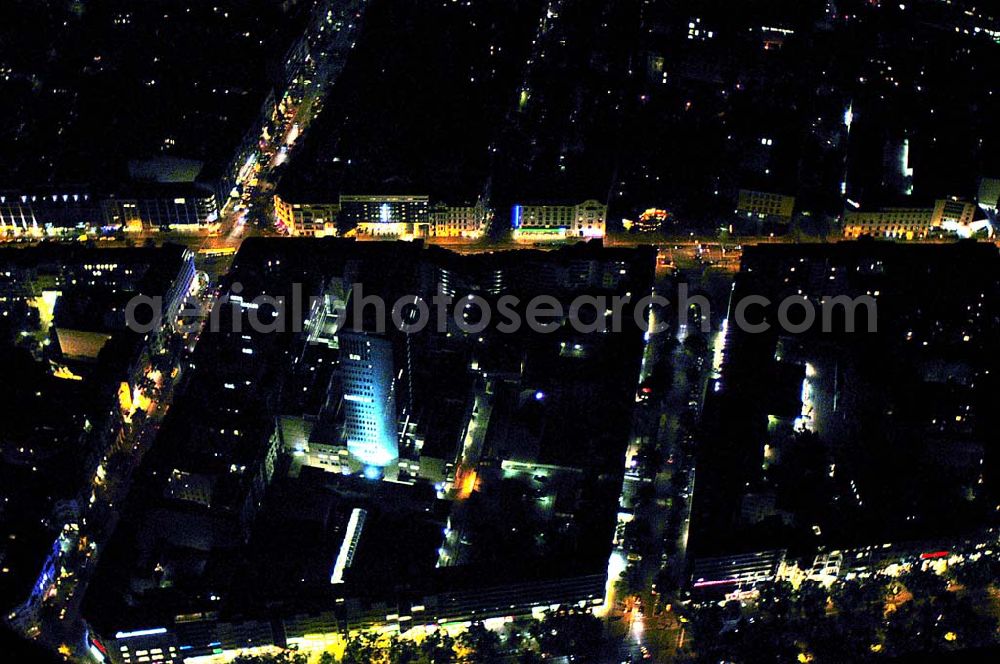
[340,331,398,468]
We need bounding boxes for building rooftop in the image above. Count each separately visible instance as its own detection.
[691,240,1000,561]
[85,238,655,636]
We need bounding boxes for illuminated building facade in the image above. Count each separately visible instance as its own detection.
[932,198,976,227]
[341,194,430,238]
[843,206,935,240]
[101,574,606,663]
[0,190,104,239]
[933,199,990,239]
[109,628,182,664]
[843,199,977,240]
[736,189,796,221]
[511,200,607,241]
[339,331,399,469]
[273,194,341,237]
[101,185,219,233]
[277,194,488,239]
[330,508,367,584]
[429,200,488,239]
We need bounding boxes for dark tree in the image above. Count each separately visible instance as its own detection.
[756,580,794,621]
[387,635,420,664]
[797,580,830,620]
[883,599,939,656]
[953,557,999,591]
[458,622,502,663]
[831,577,888,615]
[936,593,999,649]
[419,631,456,663]
[530,610,604,662]
[342,633,381,664]
[900,568,949,602]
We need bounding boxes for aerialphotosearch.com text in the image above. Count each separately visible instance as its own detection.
[125,283,877,337]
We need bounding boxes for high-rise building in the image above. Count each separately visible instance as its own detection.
[339,331,398,469]
[882,137,915,197]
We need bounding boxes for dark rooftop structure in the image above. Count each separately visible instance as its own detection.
[691,240,1000,563]
[0,243,196,620]
[0,0,312,187]
[278,0,541,205]
[84,237,655,651]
